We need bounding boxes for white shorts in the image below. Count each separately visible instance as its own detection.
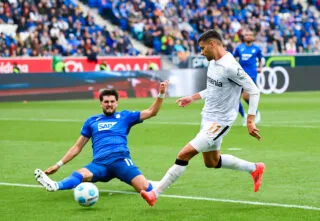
[189,121,231,152]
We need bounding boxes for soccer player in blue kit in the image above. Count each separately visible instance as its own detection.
[233,30,263,126]
[34,80,168,193]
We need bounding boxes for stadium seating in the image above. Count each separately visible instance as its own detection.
[92,0,320,55]
[0,0,138,57]
[1,0,319,57]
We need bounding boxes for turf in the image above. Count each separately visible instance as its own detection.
[1,91,320,221]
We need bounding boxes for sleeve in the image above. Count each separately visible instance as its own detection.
[80,118,92,138]
[124,110,143,126]
[227,65,260,115]
[199,89,208,99]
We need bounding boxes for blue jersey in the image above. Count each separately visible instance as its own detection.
[81,110,142,164]
[233,43,263,79]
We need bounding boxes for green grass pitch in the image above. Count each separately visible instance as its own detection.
[1,91,319,221]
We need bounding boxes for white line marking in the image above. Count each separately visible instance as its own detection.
[227,148,242,151]
[0,118,319,128]
[0,182,319,211]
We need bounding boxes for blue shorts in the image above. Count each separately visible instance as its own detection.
[84,157,142,185]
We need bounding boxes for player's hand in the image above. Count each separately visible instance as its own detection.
[175,96,193,107]
[247,122,261,141]
[45,164,60,175]
[159,80,169,94]
[257,67,262,73]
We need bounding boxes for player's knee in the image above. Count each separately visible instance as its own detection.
[204,156,221,169]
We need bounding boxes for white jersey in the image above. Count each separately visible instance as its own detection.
[199,52,260,125]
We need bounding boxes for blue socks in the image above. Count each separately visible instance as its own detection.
[57,172,83,190]
[239,102,245,117]
[146,183,153,191]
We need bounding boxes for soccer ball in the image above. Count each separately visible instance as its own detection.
[74,182,99,207]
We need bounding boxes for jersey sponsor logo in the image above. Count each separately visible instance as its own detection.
[241,54,253,61]
[207,76,222,87]
[236,68,246,80]
[98,122,117,131]
[256,67,289,94]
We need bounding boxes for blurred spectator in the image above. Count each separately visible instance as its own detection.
[97,0,319,56]
[52,48,65,72]
[12,62,20,74]
[99,60,110,71]
[1,0,139,58]
[1,0,319,58]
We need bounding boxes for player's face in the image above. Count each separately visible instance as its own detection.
[244,31,254,43]
[199,40,214,61]
[100,95,118,116]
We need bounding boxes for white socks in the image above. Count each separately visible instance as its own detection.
[221,154,256,173]
[154,164,186,197]
[153,155,256,197]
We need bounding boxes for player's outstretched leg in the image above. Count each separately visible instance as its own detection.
[140,190,157,206]
[34,169,59,191]
[251,162,265,192]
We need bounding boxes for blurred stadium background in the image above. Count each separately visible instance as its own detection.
[0,0,319,220]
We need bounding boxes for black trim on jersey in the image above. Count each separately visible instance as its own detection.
[213,126,230,141]
[175,159,189,166]
[228,78,241,86]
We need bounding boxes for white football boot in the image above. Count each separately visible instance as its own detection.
[34,169,59,191]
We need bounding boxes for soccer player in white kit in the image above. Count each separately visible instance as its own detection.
[141,29,265,206]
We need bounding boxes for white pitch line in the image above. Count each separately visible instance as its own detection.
[0,182,319,211]
[0,118,320,128]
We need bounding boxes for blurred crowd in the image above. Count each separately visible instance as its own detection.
[0,0,139,58]
[0,0,319,58]
[97,0,320,55]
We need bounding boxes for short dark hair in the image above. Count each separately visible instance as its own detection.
[99,89,119,101]
[198,29,223,44]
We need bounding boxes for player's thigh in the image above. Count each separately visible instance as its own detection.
[190,122,230,152]
[83,162,114,182]
[110,158,142,186]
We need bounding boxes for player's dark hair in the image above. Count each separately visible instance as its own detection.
[99,89,119,101]
[198,29,223,44]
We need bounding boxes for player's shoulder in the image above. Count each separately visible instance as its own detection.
[85,114,104,123]
[217,52,238,67]
[223,54,242,72]
[119,110,140,116]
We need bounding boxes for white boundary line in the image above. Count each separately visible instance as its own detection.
[0,117,320,128]
[0,182,319,211]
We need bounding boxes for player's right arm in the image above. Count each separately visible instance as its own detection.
[45,135,89,175]
[176,91,203,107]
[227,65,261,140]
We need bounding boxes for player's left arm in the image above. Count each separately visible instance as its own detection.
[227,66,261,140]
[140,80,169,120]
